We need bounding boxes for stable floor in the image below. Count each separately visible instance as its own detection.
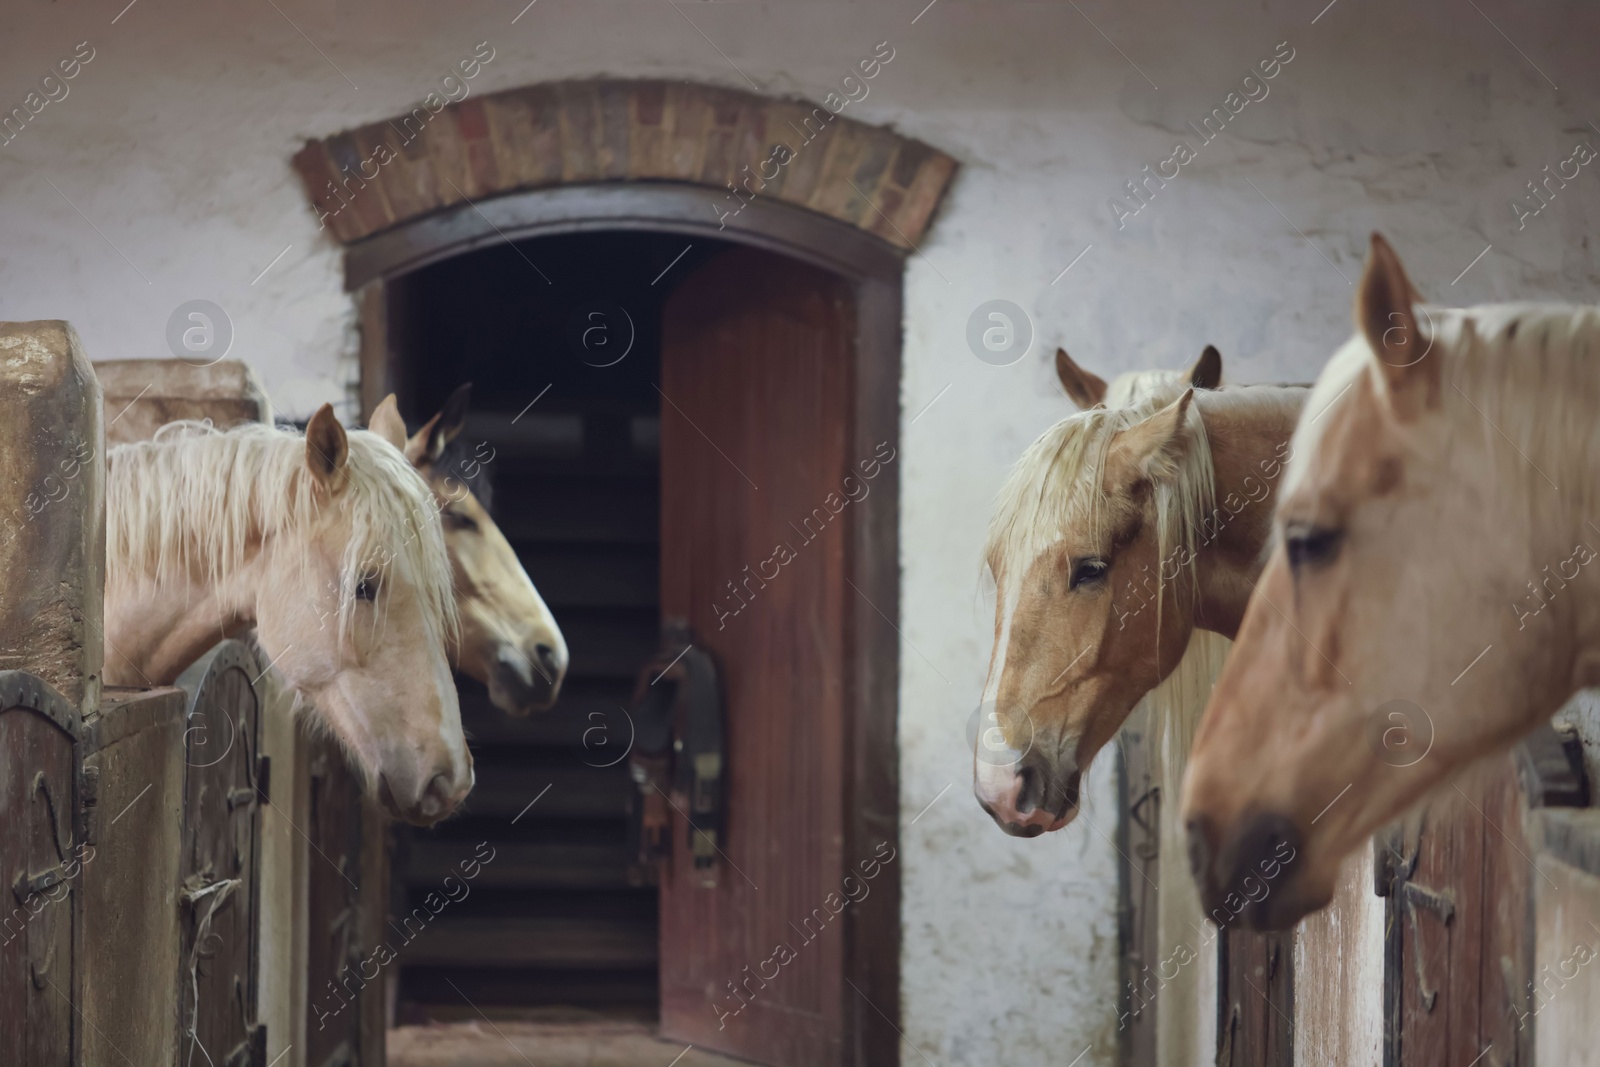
[388,1022,756,1067]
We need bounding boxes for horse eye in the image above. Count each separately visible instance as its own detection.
[355,576,379,601]
[445,509,479,532]
[1070,557,1109,590]
[1285,524,1344,570]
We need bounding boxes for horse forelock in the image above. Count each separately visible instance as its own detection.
[108,420,458,649]
[985,382,1219,622]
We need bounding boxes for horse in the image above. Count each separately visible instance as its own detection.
[975,350,1306,836]
[103,403,471,825]
[370,385,568,714]
[1182,233,1600,930]
[1054,343,1222,410]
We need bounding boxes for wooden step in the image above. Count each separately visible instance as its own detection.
[457,763,636,821]
[459,679,639,748]
[398,916,658,969]
[522,547,658,610]
[405,841,642,891]
[495,479,659,545]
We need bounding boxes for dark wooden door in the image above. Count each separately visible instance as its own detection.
[304,733,368,1067]
[1219,928,1294,1066]
[658,246,855,1065]
[0,674,79,1067]
[1379,730,1585,1067]
[176,641,267,1067]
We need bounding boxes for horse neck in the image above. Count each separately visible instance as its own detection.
[103,566,260,685]
[1190,387,1308,638]
[105,443,272,684]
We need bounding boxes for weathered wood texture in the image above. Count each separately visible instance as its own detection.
[1116,705,1161,1067]
[1218,929,1293,1066]
[302,732,379,1067]
[1526,807,1600,1067]
[1293,848,1384,1067]
[175,642,268,1067]
[79,685,187,1067]
[658,246,864,1065]
[292,80,957,251]
[0,321,103,713]
[1377,729,1589,1067]
[94,359,272,447]
[0,674,82,1067]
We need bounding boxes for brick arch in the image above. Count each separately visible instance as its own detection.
[291,79,958,251]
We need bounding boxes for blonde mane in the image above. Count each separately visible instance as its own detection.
[985,381,1225,772]
[107,420,458,648]
[1290,302,1600,508]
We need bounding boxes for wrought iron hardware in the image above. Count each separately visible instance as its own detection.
[1398,880,1455,1011]
[628,619,726,886]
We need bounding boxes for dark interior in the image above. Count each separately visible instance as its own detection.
[387,230,730,1022]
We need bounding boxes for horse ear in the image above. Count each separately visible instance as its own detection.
[1105,389,1195,490]
[1056,348,1108,409]
[405,383,472,465]
[1187,345,1223,390]
[305,403,350,492]
[368,394,407,452]
[1358,233,1437,420]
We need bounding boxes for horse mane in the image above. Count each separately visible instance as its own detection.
[1105,368,1187,409]
[107,420,458,648]
[1290,302,1600,505]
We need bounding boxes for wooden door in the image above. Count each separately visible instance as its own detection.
[303,734,368,1067]
[0,675,79,1067]
[658,246,857,1065]
[1379,729,1586,1067]
[176,641,267,1067]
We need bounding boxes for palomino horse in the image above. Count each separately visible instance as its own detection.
[976,351,1305,835]
[371,385,568,713]
[103,404,471,825]
[1054,343,1223,410]
[1183,233,1600,929]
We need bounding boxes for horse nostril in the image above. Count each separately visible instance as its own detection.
[419,772,456,820]
[1015,765,1043,814]
[534,643,563,679]
[1231,812,1301,887]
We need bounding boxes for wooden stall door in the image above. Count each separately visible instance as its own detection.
[176,641,267,1067]
[0,678,79,1067]
[1380,731,1586,1067]
[658,247,855,1065]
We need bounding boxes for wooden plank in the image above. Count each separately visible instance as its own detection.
[405,841,638,891]
[1116,705,1160,1067]
[0,684,80,1067]
[175,642,267,1067]
[456,763,634,821]
[79,685,187,1067]
[0,321,102,715]
[496,480,660,545]
[400,916,658,968]
[657,246,854,1065]
[521,547,659,610]
[1382,754,1534,1067]
[94,359,272,446]
[302,732,369,1067]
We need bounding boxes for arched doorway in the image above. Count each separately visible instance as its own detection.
[293,80,957,1067]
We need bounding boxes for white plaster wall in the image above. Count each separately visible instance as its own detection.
[4,1,1600,1063]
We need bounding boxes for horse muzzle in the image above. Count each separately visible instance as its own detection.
[487,640,567,715]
